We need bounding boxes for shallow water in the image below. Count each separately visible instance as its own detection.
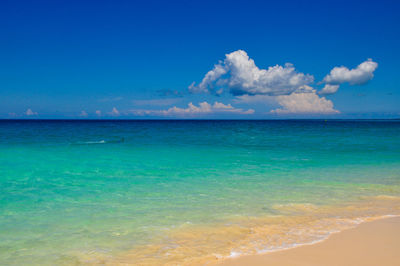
[0,120,399,265]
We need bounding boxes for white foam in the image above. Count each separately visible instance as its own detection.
[228,251,242,258]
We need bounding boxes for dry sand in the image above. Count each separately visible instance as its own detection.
[215,216,400,266]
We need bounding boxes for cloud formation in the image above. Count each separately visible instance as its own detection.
[319,84,340,95]
[189,50,378,115]
[271,90,339,114]
[319,59,378,95]
[25,108,38,116]
[130,101,254,116]
[109,107,120,116]
[322,59,378,85]
[79,110,88,117]
[189,50,314,96]
[189,64,228,94]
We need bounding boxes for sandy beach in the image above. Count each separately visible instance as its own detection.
[215,216,400,266]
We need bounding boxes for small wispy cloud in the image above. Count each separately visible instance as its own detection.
[233,94,275,104]
[108,107,120,116]
[319,84,339,95]
[129,101,254,116]
[79,110,88,117]
[25,108,38,116]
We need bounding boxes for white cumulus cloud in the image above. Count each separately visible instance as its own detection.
[271,90,339,114]
[189,50,314,96]
[189,64,228,94]
[190,51,378,114]
[318,59,378,95]
[322,59,378,85]
[319,84,340,95]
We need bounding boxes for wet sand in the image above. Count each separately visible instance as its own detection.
[215,216,400,266]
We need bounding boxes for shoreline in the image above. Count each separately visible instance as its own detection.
[214,216,400,266]
[105,210,400,265]
[102,197,400,266]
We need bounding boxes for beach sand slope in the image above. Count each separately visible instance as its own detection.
[216,216,400,266]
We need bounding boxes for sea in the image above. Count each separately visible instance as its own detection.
[1,120,399,265]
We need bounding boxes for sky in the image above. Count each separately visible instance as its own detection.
[1,0,400,119]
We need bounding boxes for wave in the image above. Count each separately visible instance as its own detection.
[81,140,107,144]
[75,195,400,265]
[72,138,124,145]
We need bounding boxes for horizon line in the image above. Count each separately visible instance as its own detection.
[1,118,399,122]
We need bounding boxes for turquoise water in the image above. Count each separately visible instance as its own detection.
[1,120,400,265]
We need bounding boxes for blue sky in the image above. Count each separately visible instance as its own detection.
[1,0,399,118]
